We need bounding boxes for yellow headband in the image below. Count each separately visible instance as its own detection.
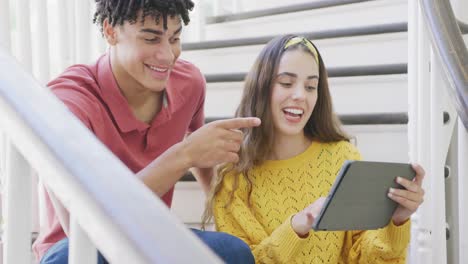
[284,37,319,66]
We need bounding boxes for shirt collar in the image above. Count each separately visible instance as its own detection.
[96,53,152,133]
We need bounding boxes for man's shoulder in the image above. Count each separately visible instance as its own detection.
[47,64,96,89]
[48,63,102,112]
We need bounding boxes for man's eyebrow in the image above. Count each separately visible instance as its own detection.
[140,28,163,35]
[172,26,183,36]
[139,26,183,36]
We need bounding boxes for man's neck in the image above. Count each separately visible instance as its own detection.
[110,50,163,124]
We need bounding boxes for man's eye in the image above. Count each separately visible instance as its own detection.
[145,38,159,43]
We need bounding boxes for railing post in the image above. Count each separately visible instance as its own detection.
[57,0,73,72]
[69,216,97,264]
[414,3,433,264]
[74,0,91,64]
[459,122,468,264]
[0,0,11,52]
[14,0,33,73]
[33,0,51,84]
[3,144,32,264]
[407,0,420,261]
[184,0,206,42]
[429,50,448,263]
[451,1,468,262]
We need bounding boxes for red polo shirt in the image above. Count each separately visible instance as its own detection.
[33,53,206,261]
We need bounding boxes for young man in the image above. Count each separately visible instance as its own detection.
[33,1,259,263]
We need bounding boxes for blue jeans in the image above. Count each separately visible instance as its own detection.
[40,229,254,264]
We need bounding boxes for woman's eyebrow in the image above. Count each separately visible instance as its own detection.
[277,72,297,78]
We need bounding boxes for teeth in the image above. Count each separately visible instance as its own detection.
[148,65,168,72]
[284,108,303,115]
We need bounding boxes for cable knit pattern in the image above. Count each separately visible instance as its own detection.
[213,141,410,263]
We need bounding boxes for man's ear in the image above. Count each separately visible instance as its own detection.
[103,19,118,46]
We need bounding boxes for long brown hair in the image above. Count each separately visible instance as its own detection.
[202,34,350,229]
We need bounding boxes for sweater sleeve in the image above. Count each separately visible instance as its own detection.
[341,220,410,263]
[339,142,411,263]
[213,173,309,263]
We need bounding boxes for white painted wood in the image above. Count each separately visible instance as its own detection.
[181,33,408,74]
[3,144,32,264]
[430,51,448,263]
[56,0,73,73]
[415,6,433,263]
[236,0,325,12]
[89,1,108,61]
[458,120,468,264]
[452,0,468,24]
[32,0,50,84]
[183,0,206,42]
[14,0,33,72]
[205,75,408,117]
[0,0,11,52]
[204,0,407,40]
[451,9,468,263]
[74,0,91,64]
[407,1,420,263]
[69,217,97,264]
[0,49,222,264]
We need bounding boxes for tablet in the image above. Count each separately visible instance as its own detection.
[312,161,416,231]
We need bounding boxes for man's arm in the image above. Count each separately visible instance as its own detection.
[138,141,192,196]
[138,117,261,197]
[190,167,214,194]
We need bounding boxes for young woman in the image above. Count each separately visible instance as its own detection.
[203,35,425,263]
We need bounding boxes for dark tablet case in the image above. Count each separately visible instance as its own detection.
[312,161,416,231]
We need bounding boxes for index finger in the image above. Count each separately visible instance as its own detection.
[411,163,425,186]
[215,117,261,130]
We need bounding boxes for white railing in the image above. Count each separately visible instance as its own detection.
[408,0,468,263]
[0,0,220,263]
[0,48,222,263]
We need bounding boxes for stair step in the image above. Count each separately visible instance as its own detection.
[182,32,408,74]
[203,0,407,40]
[204,75,409,117]
[207,0,377,24]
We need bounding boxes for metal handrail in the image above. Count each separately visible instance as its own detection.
[419,0,468,130]
[0,49,221,263]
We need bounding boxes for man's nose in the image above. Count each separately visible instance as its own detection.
[154,41,174,64]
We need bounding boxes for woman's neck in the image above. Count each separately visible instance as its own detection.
[269,133,312,160]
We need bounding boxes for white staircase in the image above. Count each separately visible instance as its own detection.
[0,0,467,263]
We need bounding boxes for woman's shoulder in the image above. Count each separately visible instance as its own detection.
[318,140,362,160]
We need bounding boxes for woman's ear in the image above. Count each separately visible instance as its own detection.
[103,19,117,46]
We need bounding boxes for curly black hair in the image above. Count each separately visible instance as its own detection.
[93,0,195,33]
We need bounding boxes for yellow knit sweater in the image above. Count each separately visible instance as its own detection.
[213,141,410,264]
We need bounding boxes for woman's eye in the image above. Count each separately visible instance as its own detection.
[279,82,292,87]
[306,86,317,91]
